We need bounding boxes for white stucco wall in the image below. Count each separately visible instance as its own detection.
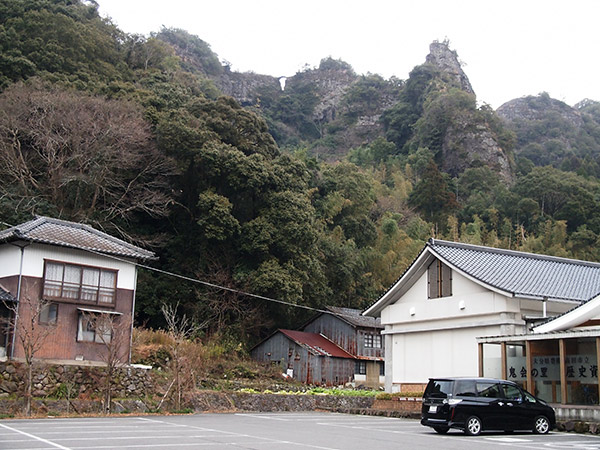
[0,242,137,289]
[389,325,503,386]
[380,266,577,391]
[381,271,519,332]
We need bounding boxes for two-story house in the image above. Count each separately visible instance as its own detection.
[0,216,155,364]
[251,306,384,387]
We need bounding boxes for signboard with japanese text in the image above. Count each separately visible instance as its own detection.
[507,354,598,382]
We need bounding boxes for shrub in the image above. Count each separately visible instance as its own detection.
[376,391,423,400]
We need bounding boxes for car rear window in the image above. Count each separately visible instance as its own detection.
[425,380,453,398]
[454,379,477,397]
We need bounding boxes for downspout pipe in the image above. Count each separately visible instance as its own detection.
[128,264,139,366]
[11,240,30,359]
[543,297,547,318]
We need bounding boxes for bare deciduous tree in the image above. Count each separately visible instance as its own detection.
[2,288,53,416]
[0,80,175,242]
[161,303,205,411]
[199,261,272,339]
[80,311,130,414]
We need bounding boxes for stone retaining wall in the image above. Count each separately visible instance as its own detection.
[0,361,153,399]
[190,391,376,413]
[0,390,377,416]
[0,397,150,415]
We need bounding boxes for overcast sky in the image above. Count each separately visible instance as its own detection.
[97,0,599,109]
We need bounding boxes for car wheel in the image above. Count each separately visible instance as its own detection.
[464,416,482,436]
[533,416,550,434]
[433,426,449,434]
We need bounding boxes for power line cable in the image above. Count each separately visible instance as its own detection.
[1,219,372,321]
[86,248,366,321]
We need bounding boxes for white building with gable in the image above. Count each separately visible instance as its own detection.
[364,239,600,405]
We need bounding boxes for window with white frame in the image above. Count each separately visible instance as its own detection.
[364,333,382,349]
[77,313,115,344]
[43,261,117,305]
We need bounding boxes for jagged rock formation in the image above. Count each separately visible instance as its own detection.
[426,41,474,94]
[156,29,283,107]
[441,123,513,181]
[216,70,281,107]
[423,42,513,182]
[495,94,600,171]
[284,60,400,158]
[161,31,515,178]
[284,59,358,128]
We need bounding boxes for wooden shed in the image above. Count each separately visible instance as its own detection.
[250,329,355,386]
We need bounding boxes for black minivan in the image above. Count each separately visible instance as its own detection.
[421,377,556,436]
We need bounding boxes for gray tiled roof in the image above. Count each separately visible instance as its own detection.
[326,306,383,329]
[0,286,16,303]
[0,216,155,260]
[430,239,600,302]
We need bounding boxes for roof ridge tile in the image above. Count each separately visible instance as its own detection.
[0,216,155,260]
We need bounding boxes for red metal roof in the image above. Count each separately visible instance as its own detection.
[279,329,355,359]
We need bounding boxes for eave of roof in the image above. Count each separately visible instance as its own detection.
[532,293,600,334]
[0,216,156,261]
[279,329,355,359]
[477,326,600,343]
[364,239,600,317]
[324,306,383,329]
[0,286,16,303]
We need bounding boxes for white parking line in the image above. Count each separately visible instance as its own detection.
[0,422,72,450]
[62,442,287,449]
[134,417,342,450]
[541,441,600,449]
[485,437,532,442]
[235,413,295,421]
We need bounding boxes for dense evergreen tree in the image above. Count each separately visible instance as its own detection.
[408,159,459,228]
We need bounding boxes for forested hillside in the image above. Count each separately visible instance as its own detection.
[2,0,600,345]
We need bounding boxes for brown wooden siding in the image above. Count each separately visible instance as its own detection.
[0,275,133,363]
[303,314,384,358]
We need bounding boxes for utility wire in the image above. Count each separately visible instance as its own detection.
[86,248,367,321]
[1,219,372,321]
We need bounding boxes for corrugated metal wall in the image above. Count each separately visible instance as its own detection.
[303,315,357,355]
[303,314,384,359]
[251,331,354,385]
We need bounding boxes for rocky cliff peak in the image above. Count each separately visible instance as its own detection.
[496,94,583,128]
[426,41,474,95]
[286,58,358,123]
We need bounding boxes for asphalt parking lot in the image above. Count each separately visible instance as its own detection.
[1,412,600,450]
